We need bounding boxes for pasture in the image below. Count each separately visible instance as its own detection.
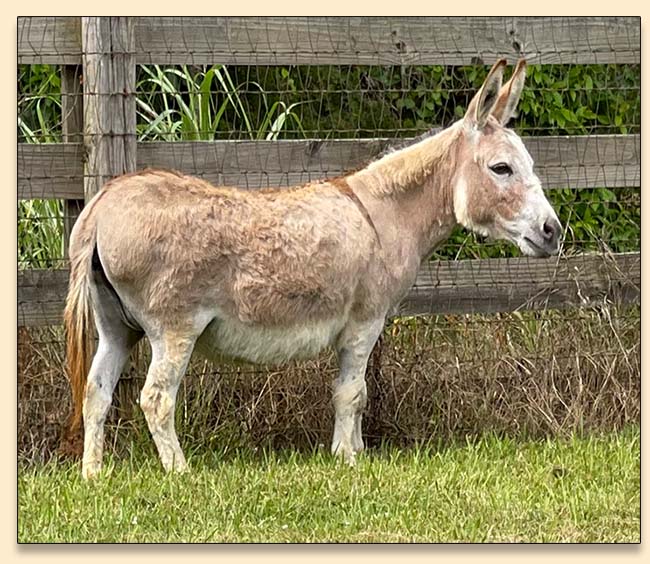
[19,428,640,543]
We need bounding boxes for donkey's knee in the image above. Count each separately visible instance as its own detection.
[139,381,188,472]
[333,377,367,416]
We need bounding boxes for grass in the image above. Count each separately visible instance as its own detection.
[18,427,640,543]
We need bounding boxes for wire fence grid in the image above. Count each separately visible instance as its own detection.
[17,16,640,461]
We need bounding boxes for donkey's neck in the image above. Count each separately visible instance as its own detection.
[349,124,461,260]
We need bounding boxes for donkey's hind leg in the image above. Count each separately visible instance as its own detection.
[139,330,201,473]
[332,317,385,465]
[83,284,142,480]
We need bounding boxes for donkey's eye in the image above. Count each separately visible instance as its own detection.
[489,163,513,176]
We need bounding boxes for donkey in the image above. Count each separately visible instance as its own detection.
[64,59,561,479]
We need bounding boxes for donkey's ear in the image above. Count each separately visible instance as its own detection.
[491,59,527,125]
[464,59,506,130]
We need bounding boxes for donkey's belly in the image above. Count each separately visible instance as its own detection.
[195,316,346,365]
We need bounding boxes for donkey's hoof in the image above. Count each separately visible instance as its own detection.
[163,458,189,474]
[82,464,101,481]
[331,442,357,467]
[334,452,357,467]
[352,441,365,454]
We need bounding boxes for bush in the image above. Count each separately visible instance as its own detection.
[17,62,640,267]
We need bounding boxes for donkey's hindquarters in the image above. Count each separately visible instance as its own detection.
[64,202,144,477]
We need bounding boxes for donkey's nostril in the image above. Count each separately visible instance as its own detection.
[542,219,562,251]
[542,221,556,241]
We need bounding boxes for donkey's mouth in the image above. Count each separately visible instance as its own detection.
[522,236,553,258]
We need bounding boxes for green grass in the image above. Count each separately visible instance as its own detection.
[18,427,639,543]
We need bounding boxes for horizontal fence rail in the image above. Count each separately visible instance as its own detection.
[398,252,640,316]
[19,16,640,65]
[18,134,641,199]
[18,252,640,327]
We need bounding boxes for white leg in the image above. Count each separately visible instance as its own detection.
[82,339,131,480]
[82,281,141,480]
[332,317,384,465]
[139,333,196,473]
[332,377,366,464]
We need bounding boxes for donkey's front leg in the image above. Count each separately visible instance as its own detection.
[332,317,385,465]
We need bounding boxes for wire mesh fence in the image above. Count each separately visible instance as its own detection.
[17,16,640,462]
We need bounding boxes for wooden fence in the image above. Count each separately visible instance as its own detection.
[17,17,641,327]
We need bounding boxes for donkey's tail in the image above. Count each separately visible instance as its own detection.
[60,202,100,456]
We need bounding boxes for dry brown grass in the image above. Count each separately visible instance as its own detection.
[18,305,640,464]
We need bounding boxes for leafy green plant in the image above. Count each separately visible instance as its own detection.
[18,65,65,269]
[552,187,640,253]
[17,62,640,267]
[18,199,64,269]
[250,63,639,138]
[136,65,307,141]
[516,64,639,135]
[18,64,62,143]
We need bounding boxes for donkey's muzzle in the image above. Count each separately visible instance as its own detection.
[522,217,562,257]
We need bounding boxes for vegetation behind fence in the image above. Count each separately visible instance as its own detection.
[17,17,640,461]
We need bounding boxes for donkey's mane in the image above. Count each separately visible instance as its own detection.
[351,122,462,199]
[372,127,443,161]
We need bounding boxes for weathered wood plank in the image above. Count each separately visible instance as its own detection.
[18,269,70,327]
[18,144,84,200]
[18,16,81,65]
[61,65,84,258]
[82,17,137,199]
[18,134,640,199]
[137,135,640,190]
[19,17,640,65]
[18,252,640,327]
[134,17,641,65]
[398,252,640,316]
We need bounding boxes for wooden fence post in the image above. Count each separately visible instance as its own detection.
[61,64,83,259]
[81,17,136,201]
[78,17,138,426]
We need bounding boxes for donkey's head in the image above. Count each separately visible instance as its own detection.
[452,59,562,257]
